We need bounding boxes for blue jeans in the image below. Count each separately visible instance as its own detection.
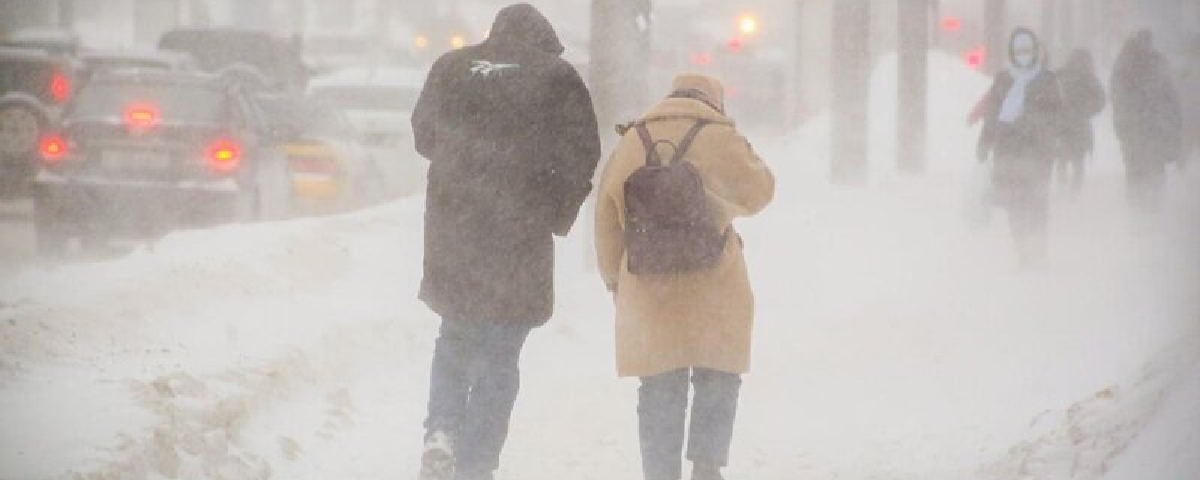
[639,368,742,480]
[425,319,532,476]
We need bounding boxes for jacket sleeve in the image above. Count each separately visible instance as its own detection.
[1083,73,1107,118]
[594,155,624,291]
[545,65,602,236]
[411,57,445,160]
[700,124,774,218]
[976,75,1003,160]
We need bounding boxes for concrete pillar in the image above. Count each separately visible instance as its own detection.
[898,0,928,174]
[831,0,871,185]
[590,0,652,140]
[985,0,1007,74]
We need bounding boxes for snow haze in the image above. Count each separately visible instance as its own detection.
[1,1,1199,480]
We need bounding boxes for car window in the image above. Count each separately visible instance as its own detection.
[0,58,55,100]
[67,82,228,123]
[86,58,169,73]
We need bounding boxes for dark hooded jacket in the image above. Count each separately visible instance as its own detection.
[1055,51,1106,156]
[1111,33,1184,165]
[977,29,1066,176]
[412,3,601,325]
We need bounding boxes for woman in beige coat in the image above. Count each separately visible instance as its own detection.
[594,73,774,480]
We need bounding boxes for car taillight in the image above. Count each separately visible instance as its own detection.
[290,155,340,175]
[206,140,241,173]
[49,71,71,104]
[124,103,159,130]
[40,134,68,162]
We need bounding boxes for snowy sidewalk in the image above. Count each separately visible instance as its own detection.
[1,153,1197,480]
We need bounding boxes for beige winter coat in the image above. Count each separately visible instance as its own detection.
[595,74,775,378]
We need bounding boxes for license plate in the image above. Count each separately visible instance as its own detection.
[101,151,170,171]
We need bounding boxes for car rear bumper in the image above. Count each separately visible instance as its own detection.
[34,173,242,237]
[291,173,349,214]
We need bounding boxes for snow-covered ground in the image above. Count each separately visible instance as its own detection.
[1,55,1198,480]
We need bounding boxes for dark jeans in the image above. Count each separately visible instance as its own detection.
[425,319,532,476]
[1054,153,1087,192]
[639,368,742,480]
[994,158,1050,261]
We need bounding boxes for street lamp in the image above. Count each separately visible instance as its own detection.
[739,14,759,35]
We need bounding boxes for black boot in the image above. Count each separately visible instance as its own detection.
[419,431,455,480]
[691,462,725,480]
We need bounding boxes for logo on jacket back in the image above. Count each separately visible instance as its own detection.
[470,60,520,78]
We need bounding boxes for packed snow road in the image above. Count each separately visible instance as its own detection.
[1,136,1197,480]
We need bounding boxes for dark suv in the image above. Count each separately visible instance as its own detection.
[159,28,308,93]
[0,47,79,194]
[32,70,292,254]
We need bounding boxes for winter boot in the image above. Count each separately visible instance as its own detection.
[691,462,725,480]
[454,468,495,480]
[419,431,455,480]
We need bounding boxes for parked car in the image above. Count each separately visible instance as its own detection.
[159,28,309,94]
[32,70,292,254]
[0,46,80,195]
[308,67,425,197]
[1,28,81,57]
[256,93,381,213]
[79,49,199,82]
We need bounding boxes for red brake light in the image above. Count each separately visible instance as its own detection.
[40,135,68,162]
[966,47,986,70]
[124,103,159,129]
[206,140,241,172]
[942,16,963,32]
[49,71,71,104]
[727,38,744,52]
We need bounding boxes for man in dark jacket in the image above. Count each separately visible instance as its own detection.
[1111,30,1183,215]
[1054,49,1105,193]
[411,4,601,480]
[977,27,1066,266]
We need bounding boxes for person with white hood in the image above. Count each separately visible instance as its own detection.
[976,27,1066,265]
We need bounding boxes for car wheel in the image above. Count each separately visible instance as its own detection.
[0,102,45,159]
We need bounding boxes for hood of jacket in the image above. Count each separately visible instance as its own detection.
[638,73,733,125]
[1009,27,1043,70]
[487,3,565,56]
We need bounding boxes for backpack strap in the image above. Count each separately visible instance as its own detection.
[668,120,711,165]
[634,122,664,167]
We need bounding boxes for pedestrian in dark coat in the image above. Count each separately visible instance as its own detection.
[1111,30,1183,215]
[411,4,601,480]
[1054,49,1106,193]
[977,27,1066,265]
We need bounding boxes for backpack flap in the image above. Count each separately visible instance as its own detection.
[622,120,728,275]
